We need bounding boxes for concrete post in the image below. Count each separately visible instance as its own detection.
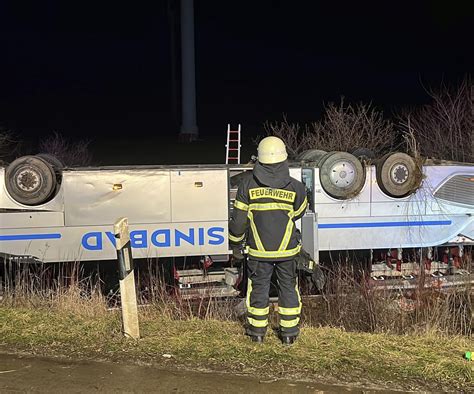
[114,217,140,339]
[179,0,198,141]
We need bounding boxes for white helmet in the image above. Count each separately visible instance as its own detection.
[257,136,288,164]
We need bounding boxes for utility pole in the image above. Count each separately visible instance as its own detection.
[167,0,179,134]
[179,0,198,142]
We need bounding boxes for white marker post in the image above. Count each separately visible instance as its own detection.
[114,217,140,339]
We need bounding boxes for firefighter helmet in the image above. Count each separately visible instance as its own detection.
[257,136,288,164]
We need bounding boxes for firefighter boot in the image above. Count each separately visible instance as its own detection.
[249,335,264,343]
[280,335,297,345]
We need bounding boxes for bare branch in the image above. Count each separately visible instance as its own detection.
[38,131,92,166]
[265,98,396,158]
[0,127,17,162]
[397,76,473,162]
[264,115,309,157]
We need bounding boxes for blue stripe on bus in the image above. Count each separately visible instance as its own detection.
[318,220,452,229]
[0,221,453,240]
[0,233,62,241]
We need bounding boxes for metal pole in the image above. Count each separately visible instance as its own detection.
[114,217,140,339]
[167,0,180,134]
[301,212,319,263]
[179,0,198,141]
[471,85,473,162]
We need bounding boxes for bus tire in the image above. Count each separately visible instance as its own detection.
[376,152,422,198]
[35,154,63,194]
[36,153,64,170]
[5,155,57,206]
[319,151,366,199]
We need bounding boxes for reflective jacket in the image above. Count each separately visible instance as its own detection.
[229,160,307,261]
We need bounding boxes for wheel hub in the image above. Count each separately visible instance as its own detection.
[329,161,355,187]
[391,164,409,184]
[16,169,41,192]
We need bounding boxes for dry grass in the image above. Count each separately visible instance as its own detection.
[0,305,472,391]
[302,260,473,337]
[2,258,472,335]
[1,259,473,390]
[1,261,108,318]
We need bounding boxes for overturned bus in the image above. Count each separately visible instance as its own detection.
[1,151,473,296]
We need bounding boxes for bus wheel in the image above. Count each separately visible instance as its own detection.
[36,153,64,170]
[5,155,57,205]
[376,152,422,197]
[319,151,366,199]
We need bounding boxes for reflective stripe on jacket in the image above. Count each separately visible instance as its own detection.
[229,163,307,262]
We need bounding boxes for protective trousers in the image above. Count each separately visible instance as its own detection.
[246,259,301,337]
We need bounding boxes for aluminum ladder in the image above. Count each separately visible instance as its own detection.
[225,124,241,164]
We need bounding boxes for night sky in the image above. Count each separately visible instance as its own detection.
[0,1,472,145]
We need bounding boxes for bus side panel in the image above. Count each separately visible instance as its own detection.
[170,169,228,222]
[0,221,229,262]
[64,169,172,226]
[317,214,473,251]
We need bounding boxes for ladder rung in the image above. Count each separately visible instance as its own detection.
[228,139,239,142]
[228,148,239,151]
[229,130,240,133]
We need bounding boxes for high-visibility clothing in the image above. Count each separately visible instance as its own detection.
[245,259,301,337]
[229,160,307,262]
[229,159,306,338]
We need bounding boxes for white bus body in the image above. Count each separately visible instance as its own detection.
[1,162,474,263]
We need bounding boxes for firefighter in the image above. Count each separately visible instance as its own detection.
[229,136,307,345]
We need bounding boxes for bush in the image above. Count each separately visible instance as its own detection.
[0,127,15,163]
[398,77,473,162]
[265,99,396,158]
[38,131,92,166]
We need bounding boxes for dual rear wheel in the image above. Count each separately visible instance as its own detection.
[298,149,422,199]
[376,152,422,198]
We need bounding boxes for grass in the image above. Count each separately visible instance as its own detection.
[0,305,472,391]
[1,259,473,390]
